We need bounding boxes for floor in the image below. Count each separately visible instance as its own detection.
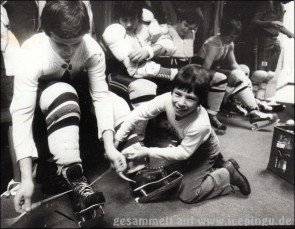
[1,85,294,228]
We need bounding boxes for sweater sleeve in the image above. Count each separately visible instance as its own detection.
[115,93,168,142]
[85,36,115,139]
[149,124,211,160]
[10,51,40,161]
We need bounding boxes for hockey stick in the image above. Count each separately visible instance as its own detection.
[2,168,111,228]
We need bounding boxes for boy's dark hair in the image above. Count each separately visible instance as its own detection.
[177,7,203,26]
[220,19,242,36]
[113,1,143,21]
[171,64,210,108]
[41,1,90,39]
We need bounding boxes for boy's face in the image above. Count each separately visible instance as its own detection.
[176,20,197,38]
[49,32,84,61]
[119,16,140,34]
[172,88,199,118]
[221,31,239,44]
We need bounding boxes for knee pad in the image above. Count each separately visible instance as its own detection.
[129,79,157,107]
[230,69,247,81]
[239,64,250,77]
[103,23,133,62]
[40,82,80,133]
[250,70,269,83]
[229,69,250,94]
[211,72,227,90]
[267,71,275,80]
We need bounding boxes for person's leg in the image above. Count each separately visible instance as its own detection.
[128,79,157,141]
[39,82,81,167]
[39,82,105,214]
[108,74,157,108]
[179,130,251,203]
[227,69,278,127]
[253,39,285,112]
[178,132,232,203]
[207,71,228,134]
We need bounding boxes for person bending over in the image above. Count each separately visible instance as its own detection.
[10,1,125,224]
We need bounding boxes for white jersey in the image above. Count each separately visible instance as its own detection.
[198,34,231,62]
[10,32,114,161]
[116,93,212,161]
[168,25,195,59]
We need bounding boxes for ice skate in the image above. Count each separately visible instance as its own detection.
[127,166,183,203]
[62,164,105,228]
[249,110,279,131]
[257,100,286,113]
[229,103,248,117]
[35,161,71,195]
[209,114,227,135]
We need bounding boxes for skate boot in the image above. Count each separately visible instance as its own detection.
[62,164,105,228]
[223,99,248,117]
[209,114,227,135]
[248,109,279,131]
[35,160,71,195]
[128,166,183,203]
[257,100,286,113]
[230,103,248,117]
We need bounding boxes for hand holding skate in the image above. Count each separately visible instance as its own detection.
[122,142,149,159]
[105,149,127,173]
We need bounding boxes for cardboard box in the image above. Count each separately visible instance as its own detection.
[267,125,294,184]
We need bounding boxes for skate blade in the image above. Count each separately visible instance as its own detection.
[251,119,280,131]
[133,171,182,192]
[76,204,105,228]
[136,171,183,203]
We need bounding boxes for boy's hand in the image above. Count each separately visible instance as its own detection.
[129,48,149,63]
[106,148,127,173]
[14,179,34,213]
[122,142,150,159]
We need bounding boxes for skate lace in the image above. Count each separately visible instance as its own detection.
[145,164,164,170]
[72,176,94,197]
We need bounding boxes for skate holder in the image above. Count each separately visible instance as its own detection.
[135,171,183,203]
[76,204,105,228]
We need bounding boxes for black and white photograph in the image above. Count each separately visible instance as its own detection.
[1,1,294,228]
